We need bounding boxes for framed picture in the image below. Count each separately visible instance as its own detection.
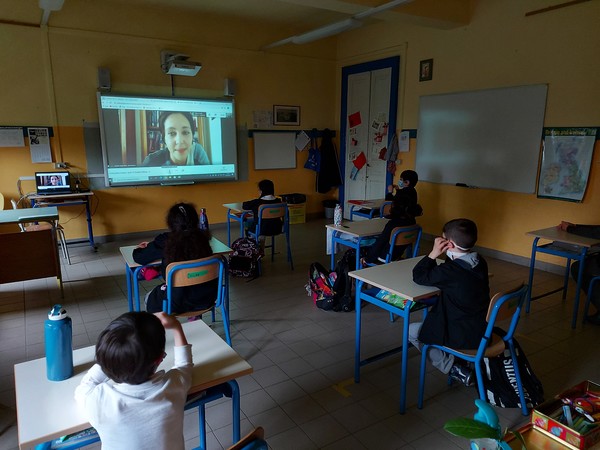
[273,105,300,126]
[419,59,433,82]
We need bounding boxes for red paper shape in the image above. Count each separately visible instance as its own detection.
[353,152,367,170]
[348,111,362,128]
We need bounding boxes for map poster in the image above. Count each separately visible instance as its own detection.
[537,127,597,202]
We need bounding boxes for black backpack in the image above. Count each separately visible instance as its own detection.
[228,238,260,279]
[331,248,368,312]
[482,328,544,409]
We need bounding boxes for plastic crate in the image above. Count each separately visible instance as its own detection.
[288,204,306,224]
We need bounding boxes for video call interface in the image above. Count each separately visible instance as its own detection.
[98,94,238,187]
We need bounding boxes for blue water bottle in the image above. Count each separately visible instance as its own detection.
[45,304,73,381]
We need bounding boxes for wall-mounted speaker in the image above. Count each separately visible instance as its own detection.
[98,67,111,91]
[224,78,236,97]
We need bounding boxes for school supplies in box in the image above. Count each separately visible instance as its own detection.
[375,289,413,309]
[531,380,600,449]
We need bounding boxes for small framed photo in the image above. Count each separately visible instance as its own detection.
[419,59,433,82]
[273,105,300,126]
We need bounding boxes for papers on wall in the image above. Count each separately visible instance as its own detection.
[398,130,410,152]
[295,130,310,151]
[0,127,24,147]
[252,110,273,129]
[28,127,52,163]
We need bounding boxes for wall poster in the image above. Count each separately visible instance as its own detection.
[537,127,597,202]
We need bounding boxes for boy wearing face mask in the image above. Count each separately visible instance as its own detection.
[408,218,490,386]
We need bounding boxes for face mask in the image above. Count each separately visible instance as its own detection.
[446,250,463,260]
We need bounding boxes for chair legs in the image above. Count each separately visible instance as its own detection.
[56,226,71,265]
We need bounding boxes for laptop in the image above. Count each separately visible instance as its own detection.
[35,171,73,195]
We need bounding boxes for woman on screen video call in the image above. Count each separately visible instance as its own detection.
[142,111,210,166]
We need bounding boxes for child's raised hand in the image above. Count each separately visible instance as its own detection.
[429,237,451,259]
[154,312,181,331]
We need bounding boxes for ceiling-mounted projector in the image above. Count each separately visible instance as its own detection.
[161,50,202,77]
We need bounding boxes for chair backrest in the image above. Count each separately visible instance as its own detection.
[256,203,287,237]
[387,225,422,262]
[380,201,392,217]
[484,283,528,341]
[164,255,225,315]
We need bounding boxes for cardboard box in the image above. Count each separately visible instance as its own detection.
[288,203,306,224]
[531,381,600,450]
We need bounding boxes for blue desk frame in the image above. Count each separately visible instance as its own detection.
[526,227,600,329]
[327,219,387,271]
[30,192,96,250]
[348,199,391,221]
[350,257,440,414]
[224,203,253,246]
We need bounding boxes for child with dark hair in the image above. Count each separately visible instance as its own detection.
[74,311,192,450]
[386,169,419,208]
[363,195,423,265]
[133,202,217,314]
[242,179,283,237]
[408,218,490,386]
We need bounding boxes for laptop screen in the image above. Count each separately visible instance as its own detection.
[35,171,72,194]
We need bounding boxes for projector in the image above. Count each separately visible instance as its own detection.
[166,60,202,77]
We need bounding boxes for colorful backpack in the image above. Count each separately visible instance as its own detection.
[228,238,260,279]
[306,262,338,311]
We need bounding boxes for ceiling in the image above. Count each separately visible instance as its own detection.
[3,0,474,47]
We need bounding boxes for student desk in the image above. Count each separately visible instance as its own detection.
[348,199,390,221]
[0,206,63,296]
[349,257,440,414]
[526,227,600,328]
[120,237,232,312]
[326,218,388,270]
[223,202,253,246]
[29,192,96,250]
[14,320,253,450]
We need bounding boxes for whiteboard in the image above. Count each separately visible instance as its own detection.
[253,132,296,170]
[415,84,548,193]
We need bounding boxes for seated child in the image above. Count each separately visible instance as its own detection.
[242,179,283,237]
[74,312,192,450]
[386,169,419,210]
[133,202,218,314]
[362,195,423,265]
[408,218,490,386]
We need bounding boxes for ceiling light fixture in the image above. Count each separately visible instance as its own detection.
[262,0,413,50]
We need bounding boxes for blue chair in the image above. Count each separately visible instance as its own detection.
[228,426,268,450]
[248,203,293,272]
[163,256,231,346]
[417,284,530,416]
[379,200,392,218]
[584,275,600,323]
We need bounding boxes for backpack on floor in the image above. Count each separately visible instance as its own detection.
[331,248,367,312]
[228,237,260,279]
[482,328,544,409]
[307,262,338,311]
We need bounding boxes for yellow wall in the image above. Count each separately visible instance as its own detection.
[335,0,600,261]
[1,0,599,264]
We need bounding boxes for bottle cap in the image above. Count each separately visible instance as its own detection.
[48,304,68,321]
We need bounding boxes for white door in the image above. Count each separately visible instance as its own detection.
[341,57,399,219]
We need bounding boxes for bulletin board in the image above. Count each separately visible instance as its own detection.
[415,84,548,193]
[253,131,297,170]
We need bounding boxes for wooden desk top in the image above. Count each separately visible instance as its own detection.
[0,206,58,224]
[349,256,440,301]
[119,237,233,268]
[527,226,600,248]
[14,320,252,449]
[326,218,389,238]
[223,202,248,212]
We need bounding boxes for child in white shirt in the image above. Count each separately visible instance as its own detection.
[74,311,192,450]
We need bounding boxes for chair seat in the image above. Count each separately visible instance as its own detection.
[176,306,213,319]
[452,333,505,358]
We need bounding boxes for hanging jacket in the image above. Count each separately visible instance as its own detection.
[316,128,343,193]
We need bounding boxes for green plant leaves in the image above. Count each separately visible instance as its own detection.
[444,418,501,440]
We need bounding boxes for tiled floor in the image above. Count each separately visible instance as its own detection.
[1,217,599,449]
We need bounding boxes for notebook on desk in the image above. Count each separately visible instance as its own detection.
[35,171,73,195]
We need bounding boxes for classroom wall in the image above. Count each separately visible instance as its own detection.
[335,0,600,262]
[0,5,339,239]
